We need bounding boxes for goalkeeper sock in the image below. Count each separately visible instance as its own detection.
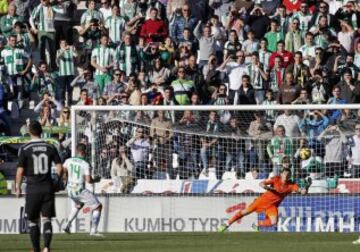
[29,221,41,252]
[258,218,273,227]
[43,219,53,248]
[66,207,81,228]
[227,211,244,226]
[90,209,101,233]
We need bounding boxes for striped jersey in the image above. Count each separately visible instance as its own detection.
[56,48,77,76]
[63,157,90,195]
[80,10,104,26]
[0,15,22,37]
[292,12,312,32]
[105,15,127,44]
[1,46,30,75]
[267,136,293,165]
[30,4,64,32]
[91,45,116,75]
[259,50,271,70]
[15,33,32,52]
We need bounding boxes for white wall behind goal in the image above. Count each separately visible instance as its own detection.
[0,196,256,233]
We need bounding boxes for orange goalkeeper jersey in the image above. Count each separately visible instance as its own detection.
[257,176,299,208]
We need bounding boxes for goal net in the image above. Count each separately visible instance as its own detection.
[70,104,360,232]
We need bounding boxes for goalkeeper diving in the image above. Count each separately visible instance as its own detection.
[62,143,103,236]
[218,168,311,232]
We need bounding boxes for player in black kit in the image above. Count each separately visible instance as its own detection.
[15,121,63,252]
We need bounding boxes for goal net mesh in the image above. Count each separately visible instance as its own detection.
[71,104,360,232]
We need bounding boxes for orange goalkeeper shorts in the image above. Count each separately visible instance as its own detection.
[246,198,278,219]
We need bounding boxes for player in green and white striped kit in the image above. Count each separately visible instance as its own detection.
[105,5,127,47]
[91,34,116,95]
[63,143,103,237]
[56,39,77,105]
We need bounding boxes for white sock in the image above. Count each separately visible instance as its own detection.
[90,210,101,233]
[66,207,80,228]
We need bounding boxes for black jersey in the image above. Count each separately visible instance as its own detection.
[18,139,61,193]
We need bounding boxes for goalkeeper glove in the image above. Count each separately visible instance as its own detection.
[299,177,312,190]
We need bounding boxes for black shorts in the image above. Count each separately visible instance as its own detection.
[25,192,55,221]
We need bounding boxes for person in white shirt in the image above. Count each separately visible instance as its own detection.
[126,127,151,179]
[274,110,301,137]
[337,19,354,53]
[217,50,249,104]
[298,32,316,66]
[348,123,360,178]
[100,0,112,21]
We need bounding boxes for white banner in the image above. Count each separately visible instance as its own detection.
[0,196,257,234]
[96,179,329,194]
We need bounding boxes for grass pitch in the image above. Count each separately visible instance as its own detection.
[1,232,360,252]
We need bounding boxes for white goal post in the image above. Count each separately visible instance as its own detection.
[69,104,360,232]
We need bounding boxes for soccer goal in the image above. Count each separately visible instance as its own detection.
[70,104,360,232]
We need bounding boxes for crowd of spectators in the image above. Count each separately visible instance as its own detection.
[0,0,360,183]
